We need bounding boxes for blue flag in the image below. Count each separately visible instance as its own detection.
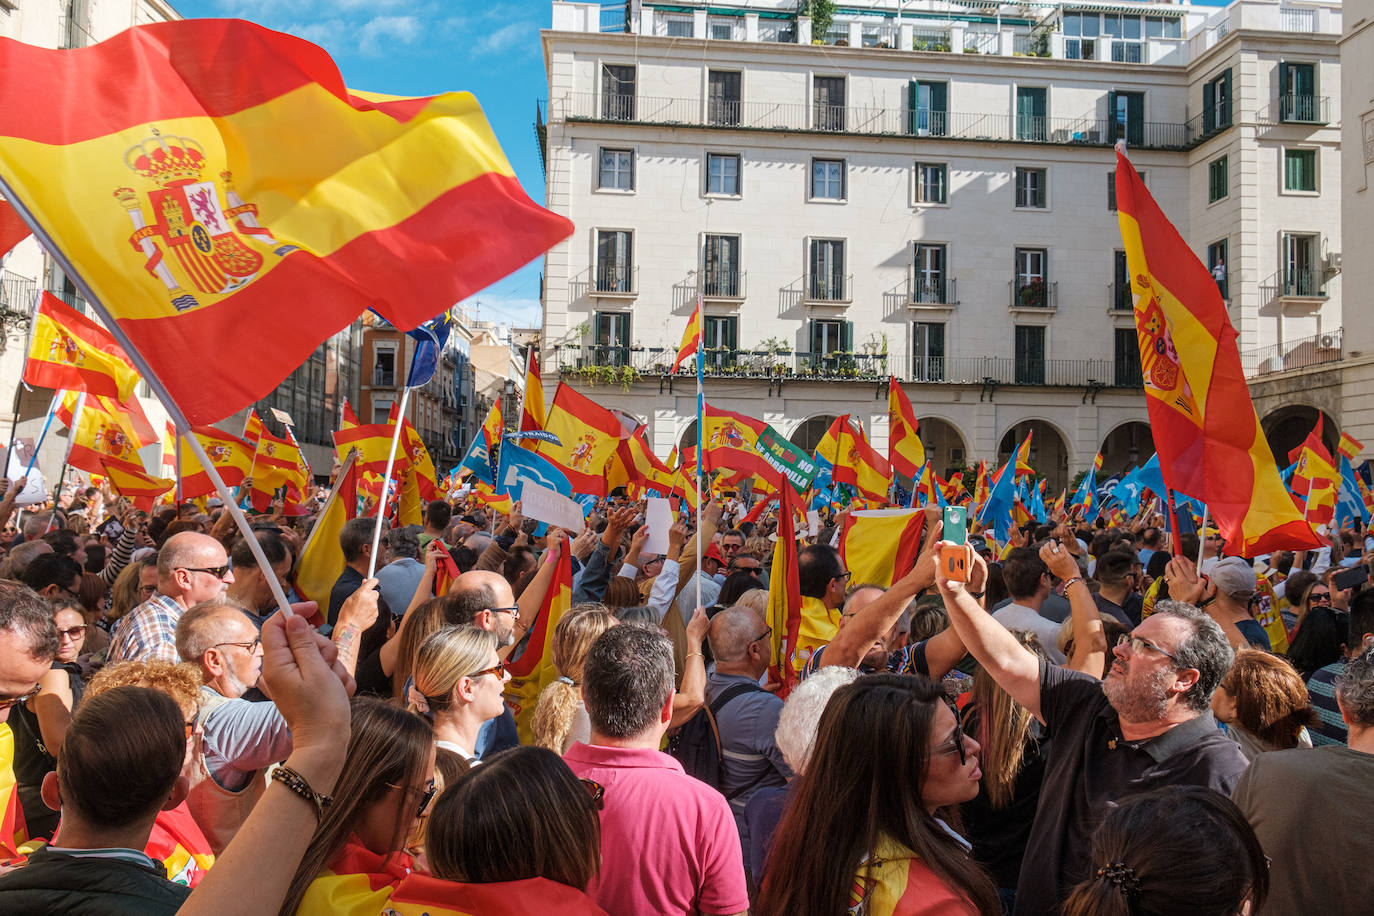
[1029,480,1048,524]
[457,433,494,485]
[404,310,454,388]
[497,443,572,502]
[976,462,1016,542]
[1337,455,1370,527]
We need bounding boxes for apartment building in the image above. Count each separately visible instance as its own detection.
[539,0,1343,489]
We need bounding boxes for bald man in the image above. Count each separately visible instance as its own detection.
[108,531,234,664]
[448,569,520,756]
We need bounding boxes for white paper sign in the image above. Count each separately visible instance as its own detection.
[6,448,47,507]
[807,510,820,538]
[643,497,673,555]
[520,481,586,534]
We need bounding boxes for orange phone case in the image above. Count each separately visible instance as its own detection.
[940,543,969,581]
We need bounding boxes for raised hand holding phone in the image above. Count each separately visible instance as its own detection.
[940,506,970,582]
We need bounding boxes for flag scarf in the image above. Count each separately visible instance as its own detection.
[816,416,891,501]
[766,484,804,695]
[536,383,624,496]
[176,426,254,497]
[671,302,702,373]
[61,391,156,475]
[839,510,926,588]
[505,544,573,744]
[295,451,357,605]
[519,347,546,434]
[146,803,215,887]
[101,460,175,511]
[0,20,573,424]
[887,377,925,479]
[1115,150,1319,554]
[24,291,139,402]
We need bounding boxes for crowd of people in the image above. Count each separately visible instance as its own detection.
[0,472,1369,915]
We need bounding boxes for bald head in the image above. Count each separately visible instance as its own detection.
[449,569,518,647]
[708,604,769,669]
[176,600,254,669]
[157,531,232,605]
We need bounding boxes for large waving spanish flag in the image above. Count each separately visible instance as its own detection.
[536,383,625,496]
[61,391,157,476]
[0,20,572,425]
[702,402,769,477]
[24,292,140,402]
[1115,150,1319,554]
[505,540,573,745]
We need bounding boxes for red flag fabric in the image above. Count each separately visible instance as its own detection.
[0,197,28,258]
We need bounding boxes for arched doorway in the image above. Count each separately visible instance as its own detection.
[998,420,1072,493]
[914,417,970,479]
[1262,405,1336,465]
[1098,421,1152,477]
[789,415,840,455]
[678,419,698,455]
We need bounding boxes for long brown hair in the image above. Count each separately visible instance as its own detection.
[279,698,433,916]
[391,594,463,700]
[1219,648,1318,749]
[967,630,1048,810]
[531,607,617,752]
[756,674,1000,916]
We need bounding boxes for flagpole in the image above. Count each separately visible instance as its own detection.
[5,288,43,470]
[368,385,411,578]
[23,390,61,479]
[695,301,704,615]
[0,174,294,617]
[1196,504,1209,567]
[175,430,183,504]
[42,390,84,535]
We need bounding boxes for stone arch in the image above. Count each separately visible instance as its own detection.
[914,416,971,477]
[1097,421,1153,476]
[998,418,1073,493]
[1261,404,1337,465]
[788,414,841,454]
[678,419,698,455]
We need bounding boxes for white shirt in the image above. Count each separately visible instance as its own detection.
[992,602,1067,663]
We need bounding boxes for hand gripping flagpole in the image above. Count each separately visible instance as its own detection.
[0,174,295,616]
[367,385,411,578]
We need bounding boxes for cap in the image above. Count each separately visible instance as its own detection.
[1209,556,1256,600]
[704,543,724,563]
[385,524,422,555]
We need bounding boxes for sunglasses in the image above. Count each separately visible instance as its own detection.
[180,564,231,580]
[389,780,437,820]
[469,662,507,680]
[935,710,967,765]
[1310,591,1331,603]
[57,625,88,641]
[580,777,605,810]
[0,686,40,711]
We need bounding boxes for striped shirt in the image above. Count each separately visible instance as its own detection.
[1307,661,1348,747]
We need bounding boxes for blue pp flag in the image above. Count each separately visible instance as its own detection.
[457,433,494,486]
[1337,455,1370,527]
[976,462,1016,542]
[404,310,454,388]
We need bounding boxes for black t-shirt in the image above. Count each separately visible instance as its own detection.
[1014,661,1249,915]
[9,662,84,841]
[958,707,1049,891]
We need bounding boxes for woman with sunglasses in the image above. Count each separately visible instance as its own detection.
[407,625,509,765]
[281,697,435,915]
[757,675,1000,916]
[9,598,89,839]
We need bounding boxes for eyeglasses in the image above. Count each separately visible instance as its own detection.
[139,584,157,596]
[180,564,231,580]
[731,563,762,573]
[184,721,197,740]
[750,626,772,645]
[388,780,437,820]
[580,777,605,810]
[1116,633,1180,665]
[1309,590,1332,604]
[212,638,262,654]
[0,686,40,711]
[834,571,853,584]
[57,624,87,641]
[59,584,83,601]
[489,605,520,620]
[469,661,506,680]
[934,710,967,765]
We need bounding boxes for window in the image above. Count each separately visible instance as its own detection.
[1016,87,1047,141]
[1108,91,1144,147]
[708,70,741,126]
[1208,239,1228,300]
[593,312,631,365]
[373,345,396,387]
[708,18,734,40]
[371,398,393,424]
[1015,167,1047,208]
[1014,325,1045,385]
[1113,250,1131,310]
[1014,248,1048,307]
[913,321,945,381]
[1208,156,1228,203]
[597,148,634,191]
[1064,11,1098,60]
[601,64,635,120]
[663,15,693,38]
[1282,233,1322,296]
[813,76,846,131]
[702,234,741,297]
[1110,15,1143,62]
[1279,61,1319,123]
[706,152,741,196]
[915,162,947,204]
[1284,148,1317,192]
[1114,328,1143,387]
[1203,69,1232,134]
[704,315,738,369]
[907,80,947,136]
[595,230,633,292]
[1106,168,1144,211]
[913,243,947,304]
[808,239,846,300]
[809,319,851,360]
[810,158,846,200]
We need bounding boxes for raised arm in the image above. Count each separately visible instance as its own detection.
[1043,539,1106,676]
[509,528,567,660]
[669,606,710,728]
[331,578,380,678]
[935,544,1043,720]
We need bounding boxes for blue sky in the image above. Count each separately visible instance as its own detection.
[173,0,555,328]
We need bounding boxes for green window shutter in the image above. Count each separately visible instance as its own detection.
[907,78,918,135]
[1107,172,1117,210]
[808,319,821,355]
[1221,68,1232,126]
[1107,90,1118,139]
[1279,61,1291,121]
[1202,81,1214,132]
[725,317,738,350]
[841,321,854,353]
[930,82,947,135]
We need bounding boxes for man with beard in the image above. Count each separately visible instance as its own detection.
[448,569,523,756]
[935,542,1246,915]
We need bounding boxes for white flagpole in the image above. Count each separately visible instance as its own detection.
[695,300,704,614]
[368,385,412,578]
[1195,504,1209,567]
[0,174,294,616]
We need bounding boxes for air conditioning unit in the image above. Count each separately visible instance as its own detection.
[1324,252,1342,275]
[1318,334,1339,349]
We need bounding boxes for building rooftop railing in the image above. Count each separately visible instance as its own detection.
[1239,328,1342,378]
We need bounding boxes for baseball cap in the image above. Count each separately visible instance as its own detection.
[1209,556,1256,600]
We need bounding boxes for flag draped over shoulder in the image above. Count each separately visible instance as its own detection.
[505,544,573,744]
[0,723,26,858]
[0,20,573,424]
[1115,149,1319,554]
[839,510,926,588]
[24,292,140,402]
[887,377,925,479]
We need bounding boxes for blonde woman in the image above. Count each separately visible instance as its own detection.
[408,625,509,765]
[531,606,619,753]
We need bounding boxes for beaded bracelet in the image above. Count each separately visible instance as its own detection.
[1062,576,1087,591]
[270,765,333,821]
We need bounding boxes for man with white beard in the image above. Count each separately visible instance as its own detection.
[934,543,1248,915]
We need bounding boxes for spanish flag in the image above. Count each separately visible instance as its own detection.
[0,20,573,425]
[605,425,669,492]
[243,409,265,445]
[1337,431,1364,460]
[505,538,573,744]
[1116,149,1319,554]
[1012,429,1035,478]
[816,416,891,501]
[101,460,175,511]
[333,420,403,476]
[341,398,360,429]
[671,302,702,373]
[519,347,546,434]
[146,802,215,887]
[0,723,26,859]
[839,509,927,588]
[766,482,804,695]
[177,426,254,497]
[887,377,926,479]
[701,403,769,477]
[536,383,625,496]
[390,402,438,500]
[1288,421,1338,525]
[61,392,156,476]
[24,292,139,403]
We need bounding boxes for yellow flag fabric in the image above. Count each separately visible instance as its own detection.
[295,451,356,605]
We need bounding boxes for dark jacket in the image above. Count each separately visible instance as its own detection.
[0,845,191,915]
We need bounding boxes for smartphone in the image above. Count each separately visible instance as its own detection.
[95,517,124,541]
[940,506,970,582]
[1332,565,1367,592]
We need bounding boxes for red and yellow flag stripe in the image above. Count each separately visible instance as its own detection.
[24,291,139,402]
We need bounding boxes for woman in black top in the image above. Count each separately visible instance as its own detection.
[11,599,88,840]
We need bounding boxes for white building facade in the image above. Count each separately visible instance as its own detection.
[539,0,1343,491]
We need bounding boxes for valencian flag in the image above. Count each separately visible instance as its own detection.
[519,347,546,435]
[60,391,157,476]
[1115,149,1320,554]
[24,291,139,402]
[816,416,891,502]
[101,460,175,511]
[671,302,702,373]
[536,383,624,496]
[766,479,804,695]
[887,377,926,479]
[176,426,254,498]
[839,509,927,589]
[0,20,573,425]
[505,538,573,744]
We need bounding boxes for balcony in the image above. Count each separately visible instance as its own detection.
[801,273,852,305]
[1239,328,1342,377]
[1263,268,1328,304]
[601,92,635,121]
[373,370,396,387]
[701,268,746,300]
[554,92,1195,150]
[903,276,957,307]
[1010,279,1056,311]
[570,265,639,300]
[1109,281,1133,312]
[0,271,36,313]
[1279,94,1329,124]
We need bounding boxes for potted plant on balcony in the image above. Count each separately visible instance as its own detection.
[759,337,793,375]
[1018,278,1048,309]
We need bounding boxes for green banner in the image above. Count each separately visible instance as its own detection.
[754,424,818,493]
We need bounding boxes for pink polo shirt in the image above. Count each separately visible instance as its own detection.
[563,742,749,916]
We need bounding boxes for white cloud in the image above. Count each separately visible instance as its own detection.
[358,15,421,56]
[472,21,536,57]
[456,294,543,329]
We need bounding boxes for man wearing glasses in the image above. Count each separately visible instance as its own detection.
[107,532,234,664]
[936,542,1246,915]
[0,582,59,859]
